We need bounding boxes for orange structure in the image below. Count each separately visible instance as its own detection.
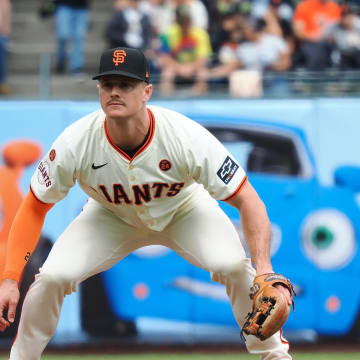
[0,140,42,278]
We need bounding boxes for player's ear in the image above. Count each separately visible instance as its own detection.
[144,83,152,101]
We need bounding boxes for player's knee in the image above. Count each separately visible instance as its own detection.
[36,272,77,295]
[211,258,254,284]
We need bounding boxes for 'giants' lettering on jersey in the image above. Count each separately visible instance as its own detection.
[37,161,52,188]
[217,156,239,184]
[98,182,185,205]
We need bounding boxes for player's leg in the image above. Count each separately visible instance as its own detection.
[9,200,147,360]
[158,196,291,360]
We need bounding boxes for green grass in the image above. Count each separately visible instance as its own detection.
[25,353,360,360]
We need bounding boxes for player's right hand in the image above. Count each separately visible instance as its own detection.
[0,279,20,332]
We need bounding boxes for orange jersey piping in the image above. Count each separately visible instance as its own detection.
[280,329,290,351]
[222,176,248,202]
[104,108,155,162]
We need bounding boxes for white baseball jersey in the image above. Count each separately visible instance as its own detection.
[31,105,246,232]
[19,105,291,360]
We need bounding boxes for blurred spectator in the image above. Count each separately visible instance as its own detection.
[0,0,11,95]
[55,0,90,75]
[139,0,173,35]
[105,0,152,52]
[38,0,57,19]
[206,1,248,55]
[205,18,291,95]
[173,0,209,29]
[252,0,296,66]
[253,0,294,37]
[292,0,341,70]
[216,11,244,65]
[137,0,175,75]
[138,0,210,61]
[237,18,291,73]
[269,0,294,31]
[158,5,212,95]
[268,0,296,50]
[156,0,209,31]
[332,4,360,69]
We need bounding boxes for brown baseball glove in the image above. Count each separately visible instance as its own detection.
[241,273,295,341]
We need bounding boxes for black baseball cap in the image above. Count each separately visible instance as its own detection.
[92,47,150,83]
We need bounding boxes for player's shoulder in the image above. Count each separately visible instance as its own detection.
[148,104,206,133]
[60,108,105,142]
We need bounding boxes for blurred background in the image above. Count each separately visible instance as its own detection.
[1,0,360,356]
[3,0,360,99]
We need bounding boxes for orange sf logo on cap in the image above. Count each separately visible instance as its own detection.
[113,50,127,66]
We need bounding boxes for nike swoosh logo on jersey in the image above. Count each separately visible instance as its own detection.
[92,162,108,170]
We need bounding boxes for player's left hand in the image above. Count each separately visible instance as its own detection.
[241,273,296,341]
[275,283,293,306]
[255,269,292,305]
[0,279,20,332]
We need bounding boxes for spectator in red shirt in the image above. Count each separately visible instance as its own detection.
[293,0,341,70]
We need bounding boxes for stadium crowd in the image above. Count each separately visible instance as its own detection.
[101,0,360,96]
[3,0,360,97]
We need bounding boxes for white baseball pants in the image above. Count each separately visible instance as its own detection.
[10,197,291,359]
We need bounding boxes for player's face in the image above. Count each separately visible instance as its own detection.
[98,76,152,119]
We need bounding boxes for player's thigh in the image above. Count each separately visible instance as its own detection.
[41,200,147,282]
[161,197,246,273]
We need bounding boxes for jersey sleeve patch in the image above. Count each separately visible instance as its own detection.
[216,156,239,184]
[36,160,52,188]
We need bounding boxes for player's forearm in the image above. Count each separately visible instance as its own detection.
[3,190,54,283]
[239,196,272,274]
[226,181,272,274]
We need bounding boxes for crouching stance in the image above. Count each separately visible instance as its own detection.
[0,47,293,359]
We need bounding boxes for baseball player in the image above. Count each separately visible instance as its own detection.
[0,47,293,359]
